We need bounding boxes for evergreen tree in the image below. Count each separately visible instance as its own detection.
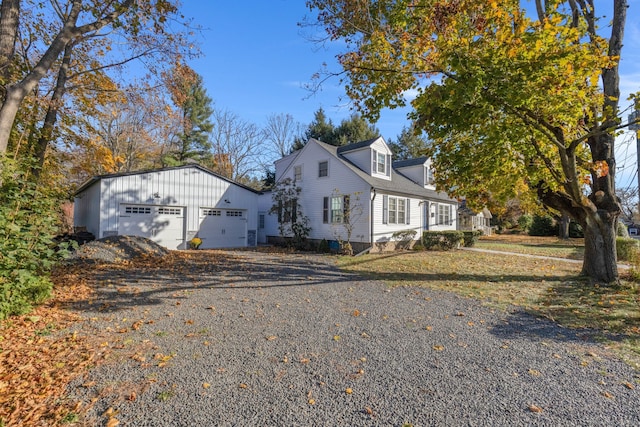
[389,126,430,160]
[334,114,379,146]
[292,107,335,150]
[164,63,214,165]
[292,108,379,150]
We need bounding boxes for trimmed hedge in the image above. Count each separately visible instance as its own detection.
[462,230,483,247]
[422,230,464,251]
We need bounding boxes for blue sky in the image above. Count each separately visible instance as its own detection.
[180,1,640,187]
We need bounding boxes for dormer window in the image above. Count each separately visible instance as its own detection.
[425,166,434,185]
[372,149,390,176]
[376,152,386,173]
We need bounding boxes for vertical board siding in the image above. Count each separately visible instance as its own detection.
[88,166,257,243]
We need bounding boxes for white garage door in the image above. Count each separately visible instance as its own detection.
[119,204,185,249]
[198,208,247,249]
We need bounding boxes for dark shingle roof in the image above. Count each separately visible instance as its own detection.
[336,137,381,154]
[393,157,428,168]
[314,139,454,202]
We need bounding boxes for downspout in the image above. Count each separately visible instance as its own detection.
[355,186,376,257]
[370,187,376,246]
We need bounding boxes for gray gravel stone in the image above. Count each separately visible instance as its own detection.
[67,250,640,426]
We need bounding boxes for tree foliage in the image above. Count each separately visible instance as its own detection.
[270,178,311,248]
[388,125,430,160]
[292,107,379,149]
[307,0,630,282]
[162,62,214,166]
[0,158,71,319]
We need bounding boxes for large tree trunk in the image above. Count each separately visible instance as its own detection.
[31,44,73,178]
[582,210,618,283]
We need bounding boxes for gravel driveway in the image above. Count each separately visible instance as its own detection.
[67,250,640,426]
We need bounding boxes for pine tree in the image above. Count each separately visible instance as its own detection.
[164,63,214,165]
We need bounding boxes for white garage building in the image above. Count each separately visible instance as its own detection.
[74,164,260,250]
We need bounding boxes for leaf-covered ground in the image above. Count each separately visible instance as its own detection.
[2,241,639,425]
[338,248,640,368]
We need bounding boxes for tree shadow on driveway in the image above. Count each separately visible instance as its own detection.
[60,250,357,314]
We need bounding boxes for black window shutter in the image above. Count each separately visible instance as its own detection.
[406,198,410,225]
[292,199,297,223]
[277,200,283,223]
[323,197,328,223]
[343,195,350,223]
[382,195,388,224]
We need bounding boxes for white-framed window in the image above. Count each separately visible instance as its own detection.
[226,210,243,217]
[259,213,265,229]
[438,204,451,225]
[318,161,328,177]
[382,196,410,225]
[323,195,349,224]
[372,149,388,175]
[294,165,302,181]
[425,166,434,185]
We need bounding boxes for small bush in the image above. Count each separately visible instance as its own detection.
[617,221,630,238]
[616,237,640,262]
[517,214,533,231]
[317,239,330,253]
[412,242,425,251]
[528,215,557,236]
[462,230,482,247]
[422,231,464,251]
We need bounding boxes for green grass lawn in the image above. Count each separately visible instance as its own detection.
[337,249,640,368]
[474,235,585,260]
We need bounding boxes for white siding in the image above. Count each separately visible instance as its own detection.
[75,166,258,249]
[340,147,372,174]
[372,193,425,243]
[269,141,372,245]
[274,151,299,181]
[396,164,425,186]
[426,201,458,231]
[73,182,101,237]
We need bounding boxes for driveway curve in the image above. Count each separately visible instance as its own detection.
[68,250,640,426]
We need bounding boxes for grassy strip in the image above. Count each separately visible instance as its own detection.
[475,236,585,260]
[338,250,640,368]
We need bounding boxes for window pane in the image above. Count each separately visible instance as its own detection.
[331,196,343,223]
[319,161,328,177]
[377,152,385,173]
[398,199,405,224]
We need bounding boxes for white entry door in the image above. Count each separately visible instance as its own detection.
[118,204,185,249]
[198,208,247,248]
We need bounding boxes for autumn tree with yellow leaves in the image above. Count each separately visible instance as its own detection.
[307,0,633,283]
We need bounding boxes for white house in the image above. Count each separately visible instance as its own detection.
[74,164,260,250]
[260,137,458,252]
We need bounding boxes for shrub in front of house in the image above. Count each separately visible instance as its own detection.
[422,230,464,251]
[616,237,640,262]
[462,230,483,247]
